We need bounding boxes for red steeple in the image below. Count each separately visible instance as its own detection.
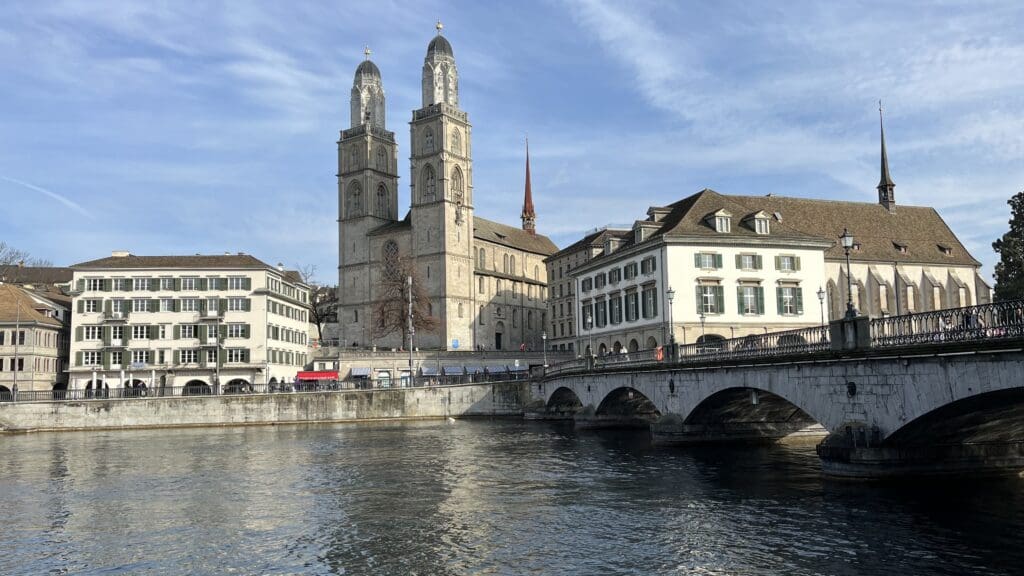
[521,138,536,234]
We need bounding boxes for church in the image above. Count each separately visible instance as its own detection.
[337,24,557,352]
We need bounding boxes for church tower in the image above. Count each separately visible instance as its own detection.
[409,22,474,350]
[877,102,896,213]
[521,140,536,234]
[338,48,400,346]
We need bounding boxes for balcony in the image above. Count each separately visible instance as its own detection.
[103,311,129,322]
[203,338,219,347]
[199,309,224,321]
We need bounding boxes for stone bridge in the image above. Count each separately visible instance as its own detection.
[531,302,1024,477]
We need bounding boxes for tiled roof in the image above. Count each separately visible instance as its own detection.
[0,266,74,285]
[727,194,980,266]
[0,285,62,327]
[546,228,629,261]
[71,254,272,270]
[367,212,413,236]
[654,189,824,242]
[473,217,558,256]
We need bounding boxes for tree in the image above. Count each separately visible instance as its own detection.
[993,191,1024,301]
[0,242,52,282]
[371,253,438,346]
[293,264,339,344]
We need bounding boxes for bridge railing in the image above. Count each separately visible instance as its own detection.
[676,324,831,364]
[870,300,1024,347]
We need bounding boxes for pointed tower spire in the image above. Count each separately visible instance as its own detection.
[877,100,896,212]
[521,137,536,235]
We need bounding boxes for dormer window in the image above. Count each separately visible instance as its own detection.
[938,244,953,256]
[893,241,908,254]
[754,217,770,235]
[715,216,731,233]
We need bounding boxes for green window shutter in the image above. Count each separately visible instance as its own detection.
[124,329,131,344]
[715,286,725,314]
[755,255,763,270]
[148,300,157,312]
[736,287,743,314]
[174,325,180,339]
[219,324,228,339]
[102,351,111,369]
[243,349,250,363]
[173,299,181,312]
[123,281,132,292]
[75,326,83,341]
[243,278,252,290]
[244,299,251,312]
[774,256,781,270]
[695,287,703,314]
[77,279,85,292]
[243,324,250,338]
[78,300,84,313]
[218,347,227,366]
[75,351,82,366]
[173,278,181,291]
[714,254,722,269]
[694,253,701,268]
[103,279,111,292]
[198,299,206,313]
[199,278,208,291]
[151,325,159,339]
[219,298,227,312]
[756,287,765,315]
[735,254,742,268]
[102,326,110,345]
[777,288,784,315]
[795,257,802,271]
[796,288,804,314]
[104,299,111,313]
[149,279,158,292]
[174,350,180,364]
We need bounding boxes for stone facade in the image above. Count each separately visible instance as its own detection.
[0,284,70,394]
[338,29,556,353]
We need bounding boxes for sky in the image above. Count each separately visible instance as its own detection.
[1,0,1022,285]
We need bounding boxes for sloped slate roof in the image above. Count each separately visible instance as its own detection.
[728,194,980,266]
[473,217,558,256]
[0,266,73,284]
[654,189,823,242]
[0,285,62,327]
[547,228,629,261]
[72,254,272,270]
[367,212,413,236]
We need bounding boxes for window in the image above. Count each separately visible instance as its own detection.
[738,285,764,315]
[715,216,731,233]
[777,286,803,315]
[496,279,503,294]
[87,278,103,291]
[160,278,174,290]
[906,286,916,311]
[737,254,762,270]
[158,325,167,339]
[595,300,607,327]
[83,351,101,366]
[228,277,246,290]
[594,273,606,289]
[133,278,149,291]
[777,255,798,272]
[181,325,197,339]
[206,349,218,364]
[376,184,389,217]
[132,325,149,339]
[181,277,197,291]
[458,303,464,318]
[347,181,363,217]
[932,286,942,310]
[698,285,724,314]
[451,128,461,154]
[227,349,246,363]
[625,291,639,322]
[85,299,100,313]
[181,349,198,364]
[478,248,486,269]
[84,326,102,340]
[478,276,485,294]
[880,285,890,313]
[624,263,638,279]
[641,286,658,319]
[132,350,150,365]
[479,306,485,325]
[228,298,248,311]
[755,218,770,235]
[503,254,509,273]
[640,257,657,274]
[582,278,593,292]
[581,302,594,328]
[226,324,243,338]
[958,287,969,307]
[160,298,173,312]
[133,299,149,312]
[608,268,621,284]
[112,299,125,313]
[695,253,722,270]
[609,296,622,324]
[376,146,387,170]
[451,167,464,204]
[110,351,122,367]
[422,164,436,201]
[111,326,123,341]
[423,127,434,153]
[181,299,198,312]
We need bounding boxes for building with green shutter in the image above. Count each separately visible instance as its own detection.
[68,252,311,394]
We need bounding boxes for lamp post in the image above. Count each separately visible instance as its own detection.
[665,286,675,347]
[816,287,826,326]
[585,310,594,358]
[698,309,706,344]
[542,331,548,368]
[840,228,857,318]
[406,275,414,385]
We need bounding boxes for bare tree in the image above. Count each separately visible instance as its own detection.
[0,242,52,281]
[293,264,339,343]
[371,254,438,345]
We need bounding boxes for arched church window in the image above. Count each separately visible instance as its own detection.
[376,147,387,171]
[451,128,462,154]
[424,128,434,154]
[347,182,363,217]
[527,310,533,329]
[510,256,516,275]
[376,184,388,218]
[451,166,464,204]
[503,254,509,274]
[534,265,539,280]
[382,240,400,281]
[458,303,464,318]
[479,306,485,325]
[477,247,486,269]
[478,276,485,294]
[422,164,436,201]
[349,147,359,169]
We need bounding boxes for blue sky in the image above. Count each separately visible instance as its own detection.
[2,1,1022,284]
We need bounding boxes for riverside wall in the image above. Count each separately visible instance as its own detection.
[0,382,528,433]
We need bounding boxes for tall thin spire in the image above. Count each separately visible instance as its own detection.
[521,137,536,234]
[877,100,896,212]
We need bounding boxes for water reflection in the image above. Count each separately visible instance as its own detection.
[0,421,1022,575]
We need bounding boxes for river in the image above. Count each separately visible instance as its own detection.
[1,420,1022,575]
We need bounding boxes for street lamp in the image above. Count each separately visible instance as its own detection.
[585,310,594,358]
[666,286,675,347]
[698,309,706,344]
[840,228,857,318]
[542,331,548,368]
[816,287,826,326]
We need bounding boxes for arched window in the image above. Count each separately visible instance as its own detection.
[349,146,359,169]
[376,184,388,218]
[534,265,539,280]
[477,247,486,268]
[510,256,516,275]
[376,147,387,171]
[451,128,462,154]
[458,302,464,318]
[382,240,400,281]
[424,128,434,154]
[503,254,509,274]
[478,276,485,294]
[479,306,485,325]
[451,166,464,203]
[422,164,436,201]
[346,182,363,217]
[527,310,533,329]
[496,279,503,293]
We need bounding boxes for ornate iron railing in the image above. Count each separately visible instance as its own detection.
[870,300,1024,347]
[676,324,831,364]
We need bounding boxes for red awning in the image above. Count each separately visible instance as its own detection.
[296,371,338,380]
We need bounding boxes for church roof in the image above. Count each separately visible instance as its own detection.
[474,217,557,256]
[427,35,454,58]
[355,59,381,78]
[728,194,980,266]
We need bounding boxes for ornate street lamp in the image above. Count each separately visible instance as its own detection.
[816,287,826,326]
[585,310,594,358]
[666,286,675,347]
[840,228,857,318]
[542,331,548,368]
[699,309,706,344]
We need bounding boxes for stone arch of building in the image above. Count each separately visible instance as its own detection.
[645,336,658,349]
[225,378,252,394]
[182,380,212,396]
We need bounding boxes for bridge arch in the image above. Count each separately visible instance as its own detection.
[681,387,825,441]
[886,388,1024,445]
[596,386,660,421]
[546,386,583,416]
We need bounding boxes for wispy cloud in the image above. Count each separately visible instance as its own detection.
[0,175,93,218]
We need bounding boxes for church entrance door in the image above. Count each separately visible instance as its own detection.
[495,321,505,351]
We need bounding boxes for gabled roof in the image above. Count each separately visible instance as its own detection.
[72,254,272,270]
[0,285,62,327]
[728,194,980,266]
[473,217,558,256]
[0,266,74,285]
[652,189,822,242]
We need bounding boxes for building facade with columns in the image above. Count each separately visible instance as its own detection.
[68,252,311,393]
[338,26,556,353]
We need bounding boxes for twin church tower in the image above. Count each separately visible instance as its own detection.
[338,24,557,352]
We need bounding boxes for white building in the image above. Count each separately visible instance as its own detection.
[68,252,311,394]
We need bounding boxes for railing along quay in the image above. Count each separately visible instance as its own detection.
[543,299,1024,378]
[0,371,531,404]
